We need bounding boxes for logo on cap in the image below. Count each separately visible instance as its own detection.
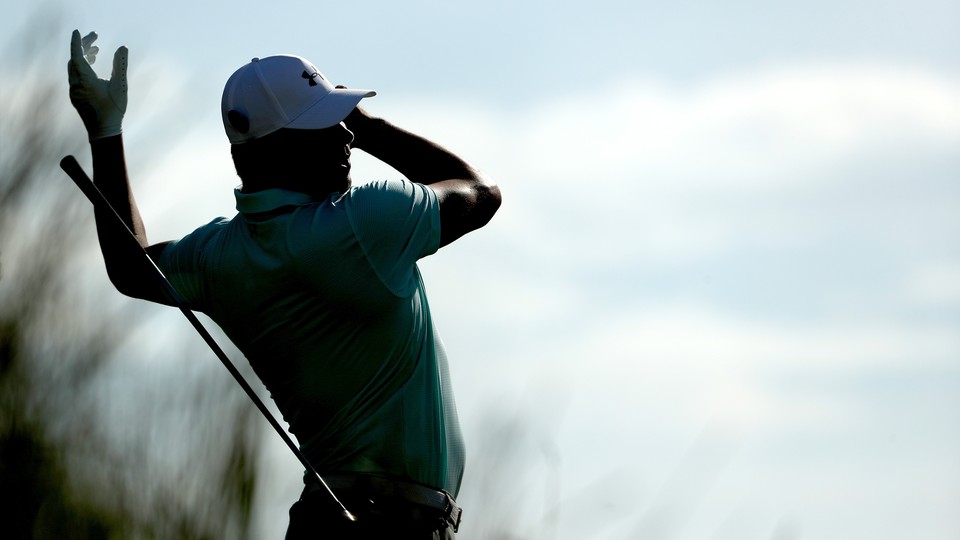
[302,70,321,87]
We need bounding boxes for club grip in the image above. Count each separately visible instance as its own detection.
[59,155,102,209]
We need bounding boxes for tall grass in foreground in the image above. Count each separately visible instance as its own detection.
[0,12,261,539]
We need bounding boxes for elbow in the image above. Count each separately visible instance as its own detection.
[434,171,502,247]
[105,266,141,299]
[103,258,155,301]
[475,172,502,224]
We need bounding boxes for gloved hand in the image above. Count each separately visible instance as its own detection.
[67,30,128,141]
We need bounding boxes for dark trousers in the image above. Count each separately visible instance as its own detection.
[285,487,456,539]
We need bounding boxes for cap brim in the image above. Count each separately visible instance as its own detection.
[286,88,376,130]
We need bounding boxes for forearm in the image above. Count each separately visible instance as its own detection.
[91,135,148,246]
[90,135,156,297]
[349,116,484,185]
[345,108,502,247]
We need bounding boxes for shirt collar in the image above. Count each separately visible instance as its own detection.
[234,188,318,215]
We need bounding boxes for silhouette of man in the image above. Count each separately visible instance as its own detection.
[68,30,501,539]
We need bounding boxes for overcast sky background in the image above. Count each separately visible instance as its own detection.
[6,1,960,538]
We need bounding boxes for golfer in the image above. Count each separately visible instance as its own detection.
[67,30,500,539]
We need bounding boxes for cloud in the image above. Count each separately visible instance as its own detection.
[403,66,960,534]
[371,63,960,303]
[515,62,960,187]
[903,260,960,307]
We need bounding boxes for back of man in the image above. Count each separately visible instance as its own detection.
[158,179,465,495]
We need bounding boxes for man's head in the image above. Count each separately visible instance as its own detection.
[230,124,356,196]
[222,55,374,194]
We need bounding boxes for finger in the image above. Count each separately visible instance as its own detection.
[69,30,96,77]
[70,30,84,63]
[111,46,129,89]
[81,31,98,50]
[81,32,99,64]
[85,45,100,65]
[67,56,80,86]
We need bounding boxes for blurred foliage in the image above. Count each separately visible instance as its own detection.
[0,10,262,540]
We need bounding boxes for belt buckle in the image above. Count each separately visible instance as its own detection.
[446,498,462,533]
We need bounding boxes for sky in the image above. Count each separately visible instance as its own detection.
[5,0,960,538]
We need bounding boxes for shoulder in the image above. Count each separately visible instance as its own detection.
[347,179,437,207]
[341,180,442,265]
[181,216,231,246]
[342,179,439,231]
[161,217,231,262]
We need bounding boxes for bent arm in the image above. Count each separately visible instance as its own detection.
[90,135,173,304]
[346,111,501,247]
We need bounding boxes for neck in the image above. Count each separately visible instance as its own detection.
[240,177,345,199]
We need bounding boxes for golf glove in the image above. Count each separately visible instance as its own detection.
[68,30,128,141]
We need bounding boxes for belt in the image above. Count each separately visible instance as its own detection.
[306,473,462,533]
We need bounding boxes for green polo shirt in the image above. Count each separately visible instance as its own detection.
[157,180,464,496]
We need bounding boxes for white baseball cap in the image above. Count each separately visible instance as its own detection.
[221,55,375,144]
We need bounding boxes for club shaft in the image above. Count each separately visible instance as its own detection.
[59,155,354,520]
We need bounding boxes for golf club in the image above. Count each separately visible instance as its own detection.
[59,154,356,523]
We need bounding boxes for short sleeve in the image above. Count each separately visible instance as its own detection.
[156,217,228,310]
[343,179,441,294]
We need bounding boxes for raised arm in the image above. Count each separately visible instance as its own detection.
[68,30,171,304]
[343,104,501,247]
